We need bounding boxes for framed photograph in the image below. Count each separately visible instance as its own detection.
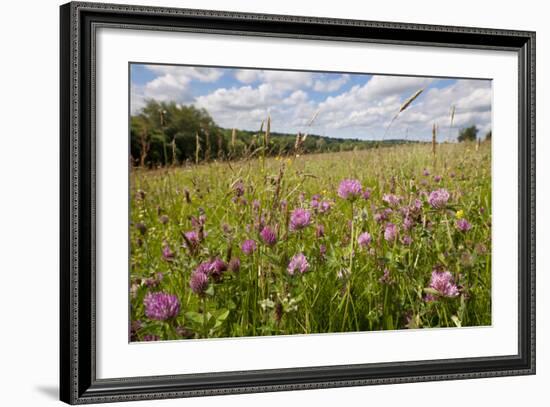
[60,1,535,404]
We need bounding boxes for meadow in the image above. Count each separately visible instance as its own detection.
[129,141,491,341]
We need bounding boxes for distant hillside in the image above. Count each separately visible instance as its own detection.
[130,99,421,167]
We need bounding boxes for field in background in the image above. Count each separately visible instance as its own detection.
[129,141,491,341]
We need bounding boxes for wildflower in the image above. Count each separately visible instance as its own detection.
[362,188,372,200]
[379,268,393,284]
[455,209,464,219]
[287,253,309,275]
[403,215,414,231]
[183,231,200,247]
[209,258,227,281]
[143,292,180,321]
[189,268,209,296]
[384,223,398,242]
[260,226,277,246]
[337,179,362,200]
[382,194,402,206]
[318,200,332,214]
[290,208,311,231]
[241,239,257,255]
[427,268,459,299]
[228,257,241,273]
[357,232,372,248]
[319,244,327,258]
[456,218,472,232]
[401,235,412,245]
[428,188,450,209]
[280,200,288,210]
[234,180,245,197]
[423,168,430,176]
[315,224,325,238]
[161,244,175,262]
[142,334,160,341]
[144,272,163,288]
[252,200,260,211]
[176,326,194,339]
[433,175,442,182]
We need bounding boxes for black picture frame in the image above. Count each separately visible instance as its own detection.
[60,1,536,404]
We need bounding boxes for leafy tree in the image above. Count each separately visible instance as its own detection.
[457,125,478,142]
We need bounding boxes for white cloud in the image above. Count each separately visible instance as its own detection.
[313,74,350,92]
[234,69,262,84]
[234,69,314,92]
[132,65,492,140]
[131,65,224,114]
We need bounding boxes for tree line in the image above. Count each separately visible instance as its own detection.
[131,100,487,167]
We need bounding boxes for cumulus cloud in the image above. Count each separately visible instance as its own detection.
[132,65,492,140]
[131,65,223,114]
[313,74,350,92]
[234,69,314,92]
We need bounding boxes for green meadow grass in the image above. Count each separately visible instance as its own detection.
[130,141,491,341]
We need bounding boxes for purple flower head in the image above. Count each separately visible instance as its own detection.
[401,235,413,245]
[161,244,175,262]
[222,223,233,235]
[423,168,430,176]
[403,215,414,231]
[260,226,277,246]
[379,268,392,284]
[434,175,442,183]
[374,208,393,224]
[319,200,333,214]
[228,257,241,273]
[143,334,160,342]
[357,232,372,248]
[143,292,180,321]
[310,196,320,210]
[362,188,372,200]
[252,199,260,211]
[428,268,459,298]
[208,258,227,281]
[319,244,327,257]
[287,253,310,275]
[241,239,257,255]
[189,268,209,296]
[144,272,163,288]
[191,215,206,229]
[280,200,288,210]
[384,223,398,242]
[315,224,325,238]
[337,179,362,200]
[183,231,200,247]
[290,208,311,231]
[382,194,402,207]
[234,180,245,197]
[456,218,472,232]
[428,188,450,209]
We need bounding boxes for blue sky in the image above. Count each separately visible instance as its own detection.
[131,64,491,141]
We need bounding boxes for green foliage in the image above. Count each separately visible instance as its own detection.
[131,100,420,167]
[457,125,478,142]
[130,142,492,341]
